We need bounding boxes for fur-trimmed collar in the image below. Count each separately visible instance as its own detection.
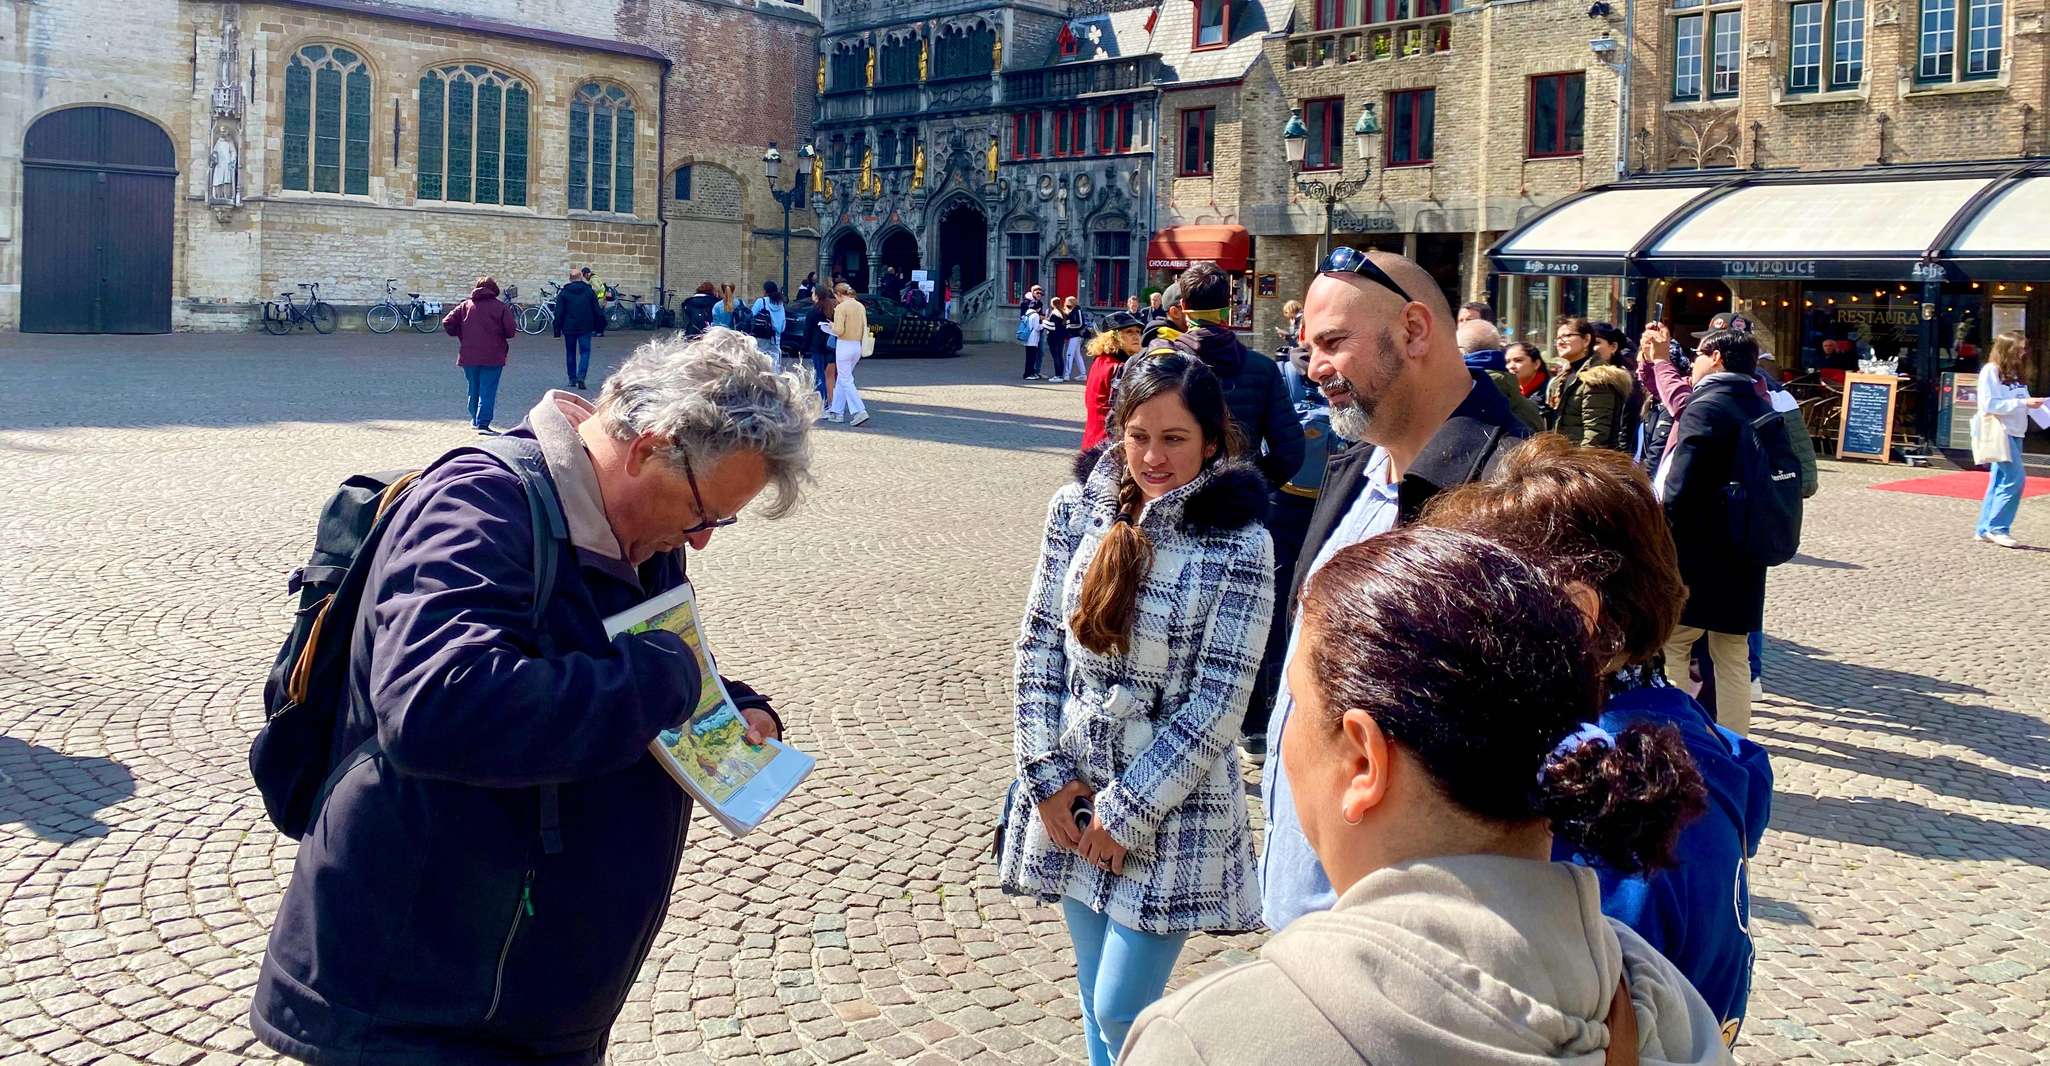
[1071,442,1271,533]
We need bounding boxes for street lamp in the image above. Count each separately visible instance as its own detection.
[764,141,815,300]
[1283,102,1380,264]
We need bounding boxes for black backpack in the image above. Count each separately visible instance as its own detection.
[1724,409,1804,566]
[749,299,778,340]
[251,437,567,840]
[730,301,755,336]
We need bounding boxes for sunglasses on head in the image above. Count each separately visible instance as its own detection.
[1320,246,1418,305]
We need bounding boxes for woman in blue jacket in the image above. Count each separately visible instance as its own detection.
[1425,433,1773,1050]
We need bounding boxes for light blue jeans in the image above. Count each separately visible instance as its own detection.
[463,365,503,429]
[1977,436,2026,536]
[1061,897,1188,1066]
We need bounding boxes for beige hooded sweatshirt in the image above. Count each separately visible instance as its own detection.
[1123,854,1733,1066]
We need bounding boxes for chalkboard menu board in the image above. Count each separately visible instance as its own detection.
[1837,373,1899,463]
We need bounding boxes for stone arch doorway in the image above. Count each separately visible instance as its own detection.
[829,231,869,292]
[21,107,177,333]
[934,199,988,297]
[878,228,920,282]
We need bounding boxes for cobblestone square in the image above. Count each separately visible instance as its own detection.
[1,331,2046,1066]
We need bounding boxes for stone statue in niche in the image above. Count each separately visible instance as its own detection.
[210,133,240,204]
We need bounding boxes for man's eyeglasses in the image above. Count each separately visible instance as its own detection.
[1319,246,1418,305]
[680,456,739,537]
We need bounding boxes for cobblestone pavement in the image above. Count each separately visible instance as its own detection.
[0,329,2046,1066]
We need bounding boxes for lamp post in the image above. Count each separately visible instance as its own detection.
[763,141,815,299]
[1283,102,1380,265]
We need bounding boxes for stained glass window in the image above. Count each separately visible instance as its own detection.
[283,45,369,194]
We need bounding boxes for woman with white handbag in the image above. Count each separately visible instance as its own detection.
[823,282,872,427]
[1974,330,2044,548]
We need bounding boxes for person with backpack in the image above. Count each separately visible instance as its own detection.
[750,281,788,370]
[1653,328,1800,736]
[250,330,819,1066]
[442,275,518,435]
[713,283,741,330]
[552,268,605,391]
[1019,302,1047,382]
[681,282,718,337]
[1157,263,1305,490]
[1042,298,1072,384]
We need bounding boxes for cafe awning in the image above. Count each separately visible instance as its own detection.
[1487,161,2050,283]
[1148,225,1250,271]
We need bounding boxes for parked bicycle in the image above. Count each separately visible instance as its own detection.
[263,283,336,336]
[366,278,442,334]
[517,281,561,336]
[601,289,636,334]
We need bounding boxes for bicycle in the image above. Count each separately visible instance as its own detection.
[601,290,635,334]
[366,279,441,334]
[263,283,336,335]
[518,281,560,336]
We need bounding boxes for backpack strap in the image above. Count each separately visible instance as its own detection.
[471,436,571,855]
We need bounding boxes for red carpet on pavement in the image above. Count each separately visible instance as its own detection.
[1870,470,2050,499]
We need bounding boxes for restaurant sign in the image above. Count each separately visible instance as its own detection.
[1519,259,1586,275]
[1719,259,1819,279]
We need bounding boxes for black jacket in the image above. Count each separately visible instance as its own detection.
[802,303,835,357]
[1286,370,1532,616]
[1660,373,1773,634]
[251,429,779,1065]
[680,293,717,336]
[1170,324,1306,490]
[551,280,604,338]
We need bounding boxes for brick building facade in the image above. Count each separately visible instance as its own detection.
[2,0,820,333]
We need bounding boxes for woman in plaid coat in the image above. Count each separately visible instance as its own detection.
[997,354,1275,1066]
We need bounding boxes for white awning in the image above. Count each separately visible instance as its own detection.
[1495,186,1713,259]
[1950,176,2050,255]
[1648,178,1991,257]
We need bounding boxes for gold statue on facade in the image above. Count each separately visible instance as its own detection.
[986,136,998,181]
[866,46,875,87]
[992,29,1002,68]
[918,38,929,81]
[817,57,826,94]
[860,146,875,196]
[913,143,926,187]
[811,153,825,197]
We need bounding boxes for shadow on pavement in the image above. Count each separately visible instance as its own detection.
[1764,639,2050,773]
[1749,727,2050,812]
[1786,554,1866,571]
[0,737,135,843]
[841,398,1084,452]
[1770,792,2050,866]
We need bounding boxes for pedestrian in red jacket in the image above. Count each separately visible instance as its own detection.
[443,275,518,434]
[1081,311,1147,450]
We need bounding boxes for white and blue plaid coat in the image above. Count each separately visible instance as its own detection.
[997,445,1276,935]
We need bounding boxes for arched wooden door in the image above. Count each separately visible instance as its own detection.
[21,108,177,333]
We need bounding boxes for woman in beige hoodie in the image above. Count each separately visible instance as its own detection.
[1124,526,1733,1066]
[823,282,871,426]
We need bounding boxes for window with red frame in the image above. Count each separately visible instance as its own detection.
[1196,0,1230,48]
[1386,88,1434,166]
[1302,96,1344,171]
[1096,102,1132,153]
[1058,23,1080,57]
[1011,112,1042,159]
[1526,73,1585,158]
[1091,230,1132,304]
[1053,107,1087,157]
[1178,107,1215,176]
[1007,231,1041,303]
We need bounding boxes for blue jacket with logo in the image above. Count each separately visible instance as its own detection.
[1554,671,1773,1046]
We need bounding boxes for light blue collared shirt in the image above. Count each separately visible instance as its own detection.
[1260,446,1399,931]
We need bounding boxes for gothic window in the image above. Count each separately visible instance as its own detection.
[418,63,530,206]
[880,36,921,85]
[880,129,898,167]
[570,83,636,214]
[283,44,371,195]
[899,127,917,166]
[829,44,867,90]
[934,22,997,79]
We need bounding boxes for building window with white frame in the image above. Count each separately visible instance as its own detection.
[417,63,531,207]
[1788,0,1864,92]
[1917,0,2002,83]
[1671,0,1741,101]
[569,83,635,214]
[282,45,372,195]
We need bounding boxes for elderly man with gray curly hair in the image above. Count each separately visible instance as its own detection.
[253,328,820,1066]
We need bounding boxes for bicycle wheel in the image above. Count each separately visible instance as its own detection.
[309,302,337,334]
[367,303,400,334]
[262,302,290,336]
[603,304,632,333]
[517,305,544,336]
[411,304,440,333]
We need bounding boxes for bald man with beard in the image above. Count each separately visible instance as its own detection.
[1257,249,1534,931]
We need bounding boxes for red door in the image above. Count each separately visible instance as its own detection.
[1054,260,1080,301]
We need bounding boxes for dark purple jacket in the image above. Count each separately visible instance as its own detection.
[445,281,517,367]
[252,428,774,1065]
